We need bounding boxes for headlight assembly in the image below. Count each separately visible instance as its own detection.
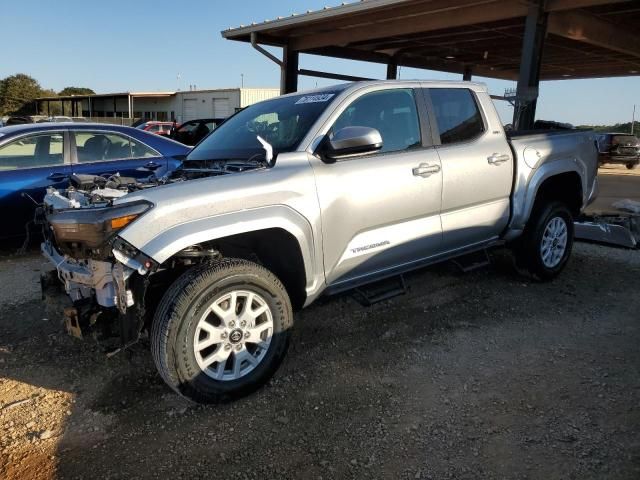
[46,200,153,249]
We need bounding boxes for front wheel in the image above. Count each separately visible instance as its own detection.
[514,201,574,281]
[626,163,638,170]
[151,258,293,403]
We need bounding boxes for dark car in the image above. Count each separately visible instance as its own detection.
[5,115,48,126]
[0,123,190,239]
[136,121,174,137]
[170,118,222,146]
[597,133,640,169]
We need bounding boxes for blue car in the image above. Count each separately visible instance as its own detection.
[0,123,190,239]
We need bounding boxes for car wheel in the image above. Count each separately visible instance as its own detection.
[626,163,638,170]
[514,201,574,281]
[151,258,292,403]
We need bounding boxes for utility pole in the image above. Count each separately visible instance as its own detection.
[241,73,244,88]
[632,104,636,135]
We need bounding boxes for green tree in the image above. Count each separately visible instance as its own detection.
[58,87,95,96]
[0,73,43,115]
[577,122,635,135]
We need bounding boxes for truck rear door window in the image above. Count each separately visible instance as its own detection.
[429,89,484,145]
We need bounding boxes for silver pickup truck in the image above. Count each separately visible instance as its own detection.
[40,80,598,403]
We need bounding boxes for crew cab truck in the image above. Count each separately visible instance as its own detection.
[40,81,598,403]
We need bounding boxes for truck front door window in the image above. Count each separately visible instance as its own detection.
[331,89,421,154]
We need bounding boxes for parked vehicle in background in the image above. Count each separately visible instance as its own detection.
[41,116,74,123]
[136,121,174,137]
[170,118,222,145]
[40,80,598,403]
[5,115,48,126]
[597,133,640,169]
[0,123,190,239]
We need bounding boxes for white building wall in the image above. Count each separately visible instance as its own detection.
[239,88,280,108]
[177,89,242,121]
[62,88,279,122]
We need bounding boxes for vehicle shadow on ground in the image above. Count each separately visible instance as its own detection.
[1,244,639,479]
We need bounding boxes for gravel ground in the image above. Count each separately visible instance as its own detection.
[0,242,639,480]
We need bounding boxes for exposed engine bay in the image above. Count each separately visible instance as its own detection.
[44,159,265,211]
[40,160,264,346]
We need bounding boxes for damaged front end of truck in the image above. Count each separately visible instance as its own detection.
[39,173,222,350]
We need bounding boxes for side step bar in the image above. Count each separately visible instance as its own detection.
[452,249,491,273]
[353,274,407,306]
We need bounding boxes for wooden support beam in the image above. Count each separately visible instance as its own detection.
[306,45,519,80]
[547,9,640,59]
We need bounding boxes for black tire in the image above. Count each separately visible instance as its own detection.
[514,201,574,281]
[626,163,638,170]
[151,258,293,403]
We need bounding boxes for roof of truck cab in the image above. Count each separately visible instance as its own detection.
[277,79,488,99]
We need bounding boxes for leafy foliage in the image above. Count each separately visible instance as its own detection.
[0,74,97,117]
[58,87,95,96]
[0,74,43,115]
[577,121,637,135]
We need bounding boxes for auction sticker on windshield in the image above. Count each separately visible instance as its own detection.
[295,94,335,104]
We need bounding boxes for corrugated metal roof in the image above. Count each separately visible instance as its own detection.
[222,0,408,37]
[221,0,640,81]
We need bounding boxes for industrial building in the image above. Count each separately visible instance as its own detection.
[35,87,280,124]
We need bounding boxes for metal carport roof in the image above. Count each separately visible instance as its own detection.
[221,0,640,128]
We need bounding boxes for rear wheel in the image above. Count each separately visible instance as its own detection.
[626,163,638,170]
[151,258,292,403]
[514,201,574,281]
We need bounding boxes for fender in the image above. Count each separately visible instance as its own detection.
[118,204,323,297]
[507,158,584,237]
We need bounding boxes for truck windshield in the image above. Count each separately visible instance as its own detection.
[186,92,340,162]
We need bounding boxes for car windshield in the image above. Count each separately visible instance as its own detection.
[186,92,340,162]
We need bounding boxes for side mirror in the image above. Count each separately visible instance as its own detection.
[323,126,383,160]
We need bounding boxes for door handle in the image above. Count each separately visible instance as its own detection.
[487,153,510,165]
[412,163,441,178]
[46,172,68,182]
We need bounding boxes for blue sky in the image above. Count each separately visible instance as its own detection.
[2,0,638,125]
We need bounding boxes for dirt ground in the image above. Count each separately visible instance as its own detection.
[1,164,639,480]
[586,163,640,215]
[0,239,639,479]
